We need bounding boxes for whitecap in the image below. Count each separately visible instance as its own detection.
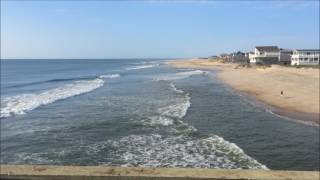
[99,74,120,79]
[143,84,191,127]
[154,70,206,81]
[1,78,104,118]
[126,64,156,70]
[158,95,191,119]
[169,83,184,94]
[108,134,268,169]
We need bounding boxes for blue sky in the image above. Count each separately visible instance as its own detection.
[1,0,319,59]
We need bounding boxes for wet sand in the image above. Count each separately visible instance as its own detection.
[169,59,319,126]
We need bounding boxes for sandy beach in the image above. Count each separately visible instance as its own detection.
[170,59,320,125]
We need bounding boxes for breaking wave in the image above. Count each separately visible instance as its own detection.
[5,77,94,89]
[1,81,268,170]
[126,64,157,70]
[170,83,184,94]
[154,70,206,81]
[6,133,267,169]
[1,70,268,170]
[107,134,268,169]
[143,83,191,127]
[126,83,267,169]
[99,74,120,79]
[5,74,120,89]
[1,78,104,118]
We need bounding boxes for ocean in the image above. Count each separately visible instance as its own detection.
[0,59,319,170]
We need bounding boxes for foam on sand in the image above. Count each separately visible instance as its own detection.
[1,78,104,118]
[154,70,206,81]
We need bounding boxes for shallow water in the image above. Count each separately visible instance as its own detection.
[1,59,319,170]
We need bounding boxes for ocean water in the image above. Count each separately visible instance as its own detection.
[0,59,319,170]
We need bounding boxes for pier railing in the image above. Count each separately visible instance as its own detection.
[1,165,319,180]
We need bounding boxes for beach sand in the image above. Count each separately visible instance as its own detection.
[169,59,320,125]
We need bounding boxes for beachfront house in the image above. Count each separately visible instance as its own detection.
[291,49,320,66]
[230,51,248,63]
[279,49,293,65]
[219,53,230,59]
[209,55,219,60]
[219,53,231,62]
[249,46,279,64]
[219,51,248,63]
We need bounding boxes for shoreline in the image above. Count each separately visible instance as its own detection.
[168,59,319,126]
[238,88,319,127]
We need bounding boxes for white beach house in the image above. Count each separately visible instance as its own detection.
[291,49,320,66]
[249,46,279,64]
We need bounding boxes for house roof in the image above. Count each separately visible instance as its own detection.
[220,53,229,57]
[295,49,320,52]
[280,49,293,52]
[255,46,279,52]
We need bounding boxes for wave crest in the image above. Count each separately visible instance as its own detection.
[154,70,206,81]
[99,74,120,79]
[108,134,268,169]
[143,83,190,126]
[126,64,156,70]
[1,78,104,118]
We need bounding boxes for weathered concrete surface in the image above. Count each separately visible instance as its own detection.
[0,165,319,180]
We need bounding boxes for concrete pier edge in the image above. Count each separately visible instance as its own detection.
[1,165,319,180]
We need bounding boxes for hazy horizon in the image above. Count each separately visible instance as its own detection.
[1,0,319,59]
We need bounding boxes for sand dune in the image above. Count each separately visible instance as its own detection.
[170,59,319,125]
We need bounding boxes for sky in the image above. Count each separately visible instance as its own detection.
[1,0,319,59]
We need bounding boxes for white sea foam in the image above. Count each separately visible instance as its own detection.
[169,83,184,94]
[128,82,267,169]
[99,74,120,79]
[1,78,104,118]
[154,70,206,81]
[158,95,190,119]
[126,64,156,70]
[107,134,268,169]
[6,134,267,169]
[144,84,191,126]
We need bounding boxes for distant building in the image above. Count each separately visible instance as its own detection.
[219,53,231,62]
[291,49,320,66]
[209,55,219,59]
[219,51,248,63]
[249,46,279,64]
[279,49,293,65]
[219,53,229,58]
[230,51,248,63]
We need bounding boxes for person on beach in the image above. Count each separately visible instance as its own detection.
[280,90,284,96]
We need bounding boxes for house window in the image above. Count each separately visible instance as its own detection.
[299,58,303,61]
[304,58,308,61]
[314,58,319,62]
[307,52,310,55]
